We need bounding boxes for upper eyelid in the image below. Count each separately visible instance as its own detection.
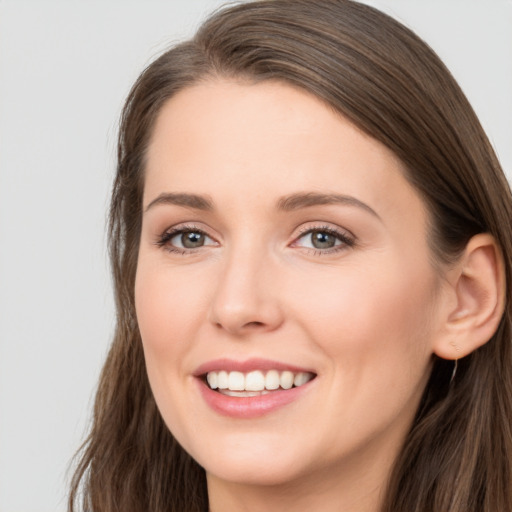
[294,223,355,239]
[156,223,217,244]
[156,221,355,248]
[291,224,357,253]
[155,225,218,254]
[161,222,352,236]
[163,223,215,237]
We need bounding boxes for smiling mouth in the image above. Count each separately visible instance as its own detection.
[204,370,316,397]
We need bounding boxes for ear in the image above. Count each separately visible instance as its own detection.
[434,233,506,360]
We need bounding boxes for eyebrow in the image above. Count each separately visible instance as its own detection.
[276,192,380,219]
[145,192,214,212]
[144,191,380,219]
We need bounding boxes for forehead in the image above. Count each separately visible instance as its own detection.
[144,79,425,226]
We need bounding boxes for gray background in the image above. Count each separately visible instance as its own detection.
[1,1,511,511]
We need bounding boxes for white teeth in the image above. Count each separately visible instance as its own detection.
[265,370,280,390]
[280,371,294,390]
[205,369,314,392]
[206,372,218,389]
[228,371,245,391]
[294,372,311,387]
[220,390,270,397]
[246,370,265,391]
[217,370,229,390]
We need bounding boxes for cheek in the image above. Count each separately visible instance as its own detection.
[134,260,201,430]
[135,261,209,356]
[134,261,210,441]
[291,258,437,377]
[287,260,438,451]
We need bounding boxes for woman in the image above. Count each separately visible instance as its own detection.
[69,1,512,511]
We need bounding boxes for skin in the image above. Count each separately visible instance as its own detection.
[135,80,453,512]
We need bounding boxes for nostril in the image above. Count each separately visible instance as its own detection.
[246,321,265,328]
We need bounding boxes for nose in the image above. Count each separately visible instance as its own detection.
[208,247,284,336]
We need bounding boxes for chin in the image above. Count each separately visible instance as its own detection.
[204,456,306,487]
[188,431,313,487]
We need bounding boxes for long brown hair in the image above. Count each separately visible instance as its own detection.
[69,1,512,510]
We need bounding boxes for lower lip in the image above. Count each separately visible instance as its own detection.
[197,379,313,419]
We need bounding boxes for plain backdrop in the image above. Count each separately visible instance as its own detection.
[0,1,511,511]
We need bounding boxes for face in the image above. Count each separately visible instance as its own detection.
[135,80,446,491]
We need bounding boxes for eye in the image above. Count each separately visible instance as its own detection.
[293,226,355,252]
[303,230,339,249]
[172,230,209,249]
[156,225,217,253]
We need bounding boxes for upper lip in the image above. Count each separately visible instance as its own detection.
[193,358,316,377]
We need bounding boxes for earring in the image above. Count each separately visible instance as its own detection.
[450,359,458,384]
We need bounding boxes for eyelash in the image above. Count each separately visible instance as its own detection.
[293,225,356,255]
[154,224,213,255]
[155,224,355,256]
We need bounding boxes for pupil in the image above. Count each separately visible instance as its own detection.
[312,231,335,249]
[182,232,204,248]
